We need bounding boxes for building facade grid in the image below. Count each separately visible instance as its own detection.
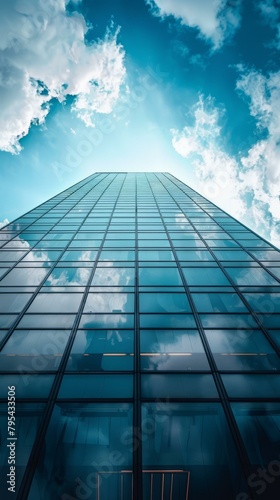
[0,173,279,500]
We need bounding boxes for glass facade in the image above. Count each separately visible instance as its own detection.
[0,172,279,500]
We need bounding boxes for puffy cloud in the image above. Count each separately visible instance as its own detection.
[0,0,126,153]
[146,0,241,49]
[171,95,247,219]
[171,93,280,247]
[236,67,280,246]
[0,219,9,229]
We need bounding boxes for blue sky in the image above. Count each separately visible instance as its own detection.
[0,0,279,246]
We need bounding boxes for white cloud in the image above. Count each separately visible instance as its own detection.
[236,67,280,246]
[171,93,280,247]
[0,0,126,154]
[171,95,247,219]
[0,219,9,229]
[146,0,241,49]
[257,0,280,49]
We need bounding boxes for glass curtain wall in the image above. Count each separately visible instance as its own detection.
[0,172,279,500]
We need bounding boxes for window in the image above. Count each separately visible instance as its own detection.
[44,267,91,286]
[139,268,182,286]
[0,293,32,313]
[225,267,279,286]
[91,268,135,286]
[0,375,54,398]
[231,403,280,471]
[249,250,280,261]
[243,293,280,312]
[140,329,209,371]
[59,374,133,398]
[84,293,134,313]
[212,250,253,261]
[140,313,196,329]
[0,267,49,286]
[138,250,174,261]
[183,268,230,286]
[22,250,62,262]
[139,293,191,313]
[79,313,134,329]
[27,293,83,313]
[192,293,248,313]
[0,251,28,262]
[69,240,102,249]
[60,250,97,261]
[200,314,258,329]
[142,374,218,398]
[0,329,70,371]
[66,330,134,371]
[222,374,280,398]
[205,329,280,371]
[99,250,135,261]
[176,250,214,261]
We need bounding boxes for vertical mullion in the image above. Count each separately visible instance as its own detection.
[133,173,143,500]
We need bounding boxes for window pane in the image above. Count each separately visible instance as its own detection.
[139,293,191,313]
[0,329,70,371]
[200,314,258,329]
[231,403,280,468]
[60,250,97,261]
[59,374,133,398]
[79,314,134,329]
[17,314,76,329]
[22,250,62,262]
[222,374,280,398]
[176,250,214,261]
[0,293,31,313]
[205,329,280,371]
[91,268,135,286]
[139,268,182,286]
[0,268,48,286]
[0,251,27,262]
[225,267,279,286]
[192,293,249,313]
[139,250,174,261]
[99,250,135,261]
[212,250,253,261]
[183,268,230,286]
[67,330,134,371]
[142,374,218,398]
[44,267,91,286]
[140,314,196,329]
[250,250,280,261]
[140,329,209,371]
[0,375,54,398]
[84,293,134,313]
[27,293,83,313]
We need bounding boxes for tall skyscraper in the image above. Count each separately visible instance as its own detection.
[0,172,279,500]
